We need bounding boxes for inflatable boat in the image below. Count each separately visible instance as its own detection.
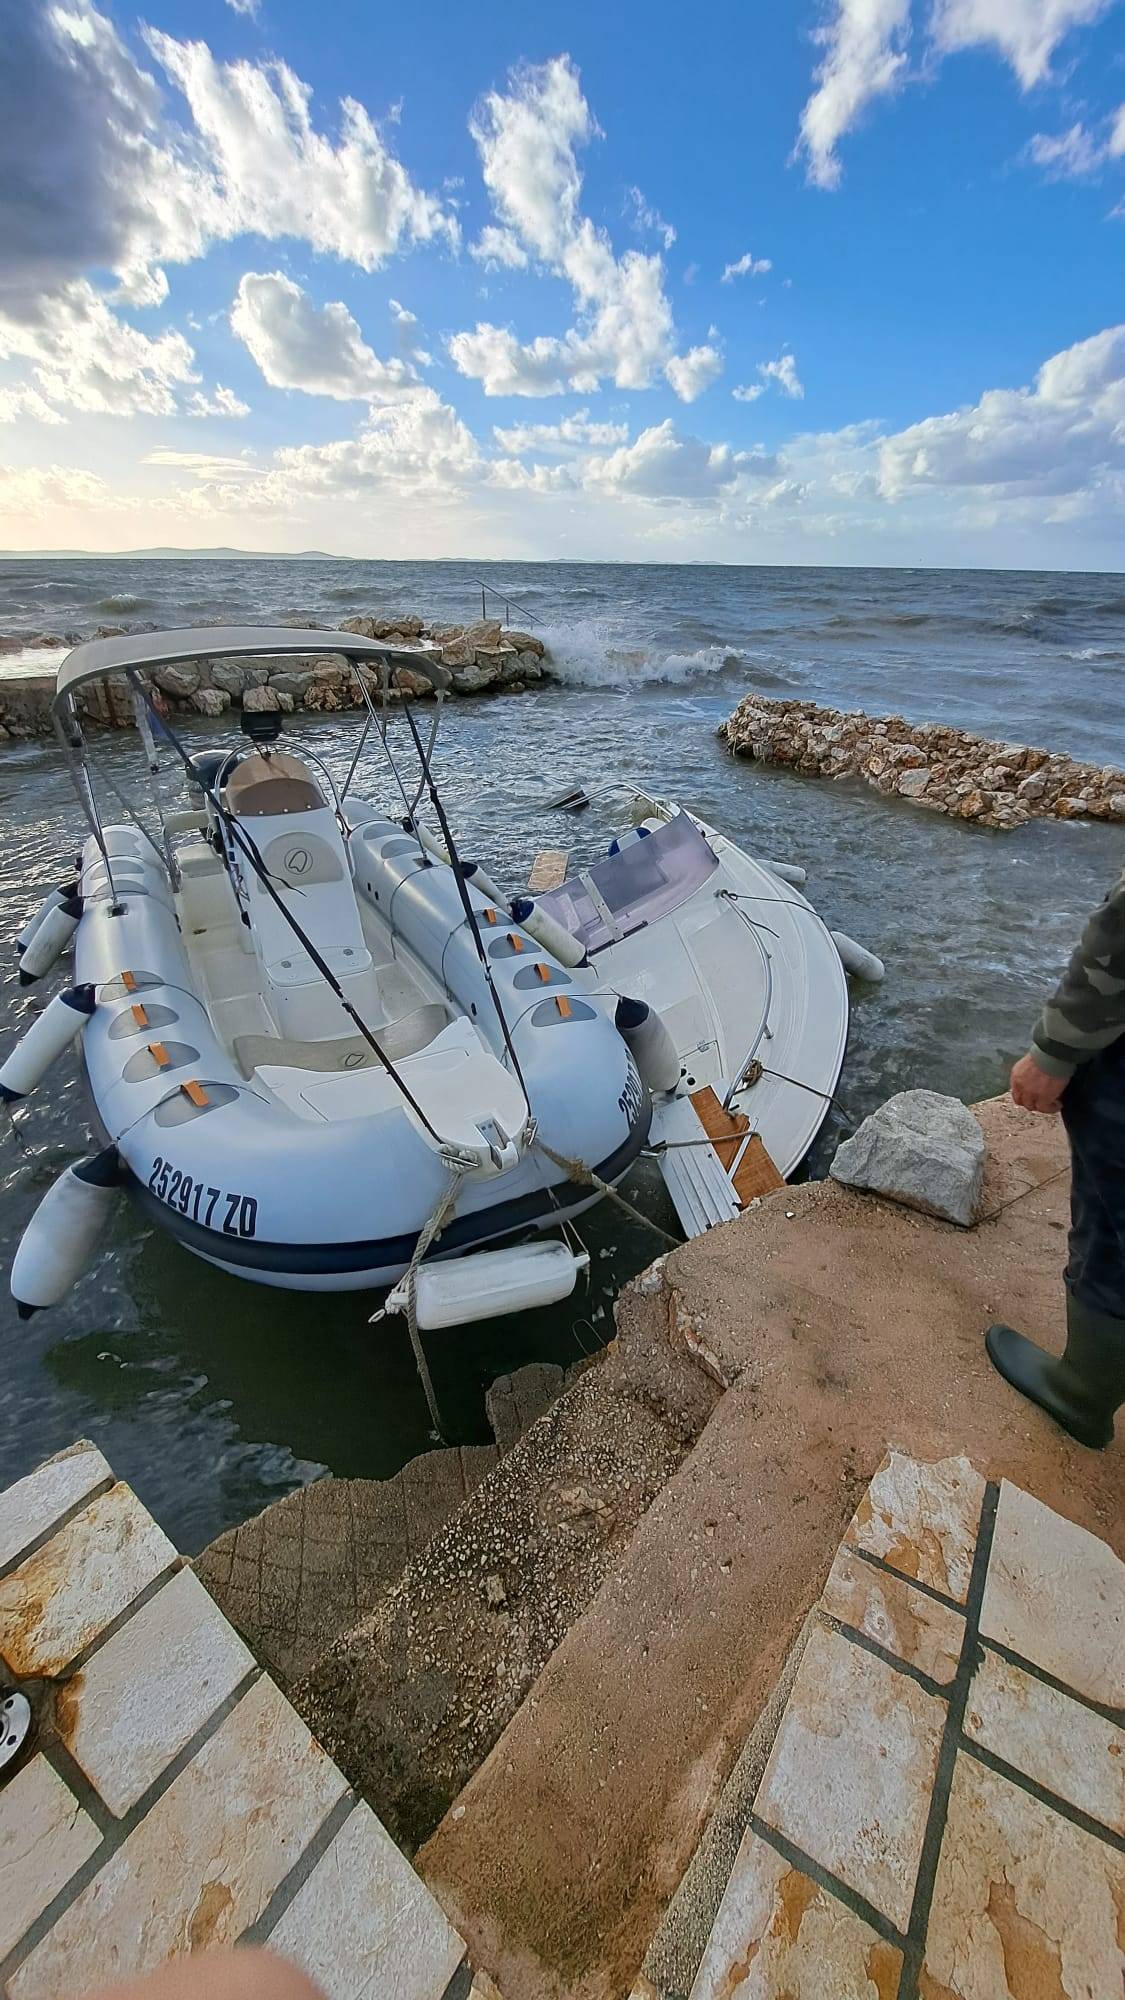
[3,625,859,1331]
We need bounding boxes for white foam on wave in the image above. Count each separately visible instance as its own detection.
[1064,645,1125,662]
[540,619,750,689]
[0,645,68,678]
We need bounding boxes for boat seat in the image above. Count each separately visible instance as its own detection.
[233,1002,452,1079]
[225,752,325,819]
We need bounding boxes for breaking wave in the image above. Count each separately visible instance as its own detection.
[541,623,763,688]
[96,593,150,613]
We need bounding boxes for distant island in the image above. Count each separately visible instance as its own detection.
[0,546,341,561]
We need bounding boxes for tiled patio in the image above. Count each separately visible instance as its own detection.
[0,1442,470,2000]
[645,1451,1124,2000]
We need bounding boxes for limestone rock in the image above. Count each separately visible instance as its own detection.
[210,659,270,697]
[1110,794,1125,819]
[191,687,231,717]
[450,660,500,692]
[243,683,280,713]
[830,1090,985,1228]
[152,662,200,700]
[462,619,503,650]
[897,767,932,798]
[505,629,545,657]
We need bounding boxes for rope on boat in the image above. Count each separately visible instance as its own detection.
[536,1137,679,1249]
[371,1164,469,1440]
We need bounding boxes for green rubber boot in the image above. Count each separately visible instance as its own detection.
[986,1295,1125,1450]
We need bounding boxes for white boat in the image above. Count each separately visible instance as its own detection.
[4,625,855,1328]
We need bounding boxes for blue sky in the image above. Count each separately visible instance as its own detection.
[0,0,1122,565]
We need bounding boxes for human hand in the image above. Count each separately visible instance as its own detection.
[1010,1054,1068,1115]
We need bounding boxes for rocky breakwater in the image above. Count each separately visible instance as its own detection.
[719,692,1125,831]
[0,613,549,742]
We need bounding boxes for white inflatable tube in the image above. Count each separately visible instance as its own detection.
[0,985,96,1102]
[761,858,808,888]
[412,821,450,863]
[19,897,83,985]
[831,930,886,983]
[509,896,587,968]
[385,1240,588,1329]
[614,997,681,1094]
[462,859,506,905]
[16,882,78,956]
[11,1147,122,1319]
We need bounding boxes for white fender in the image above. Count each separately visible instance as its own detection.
[412,821,450,863]
[761,858,808,887]
[15,882,77,956]
[385,1239,588,1329]
[830,930,886,983]
[0,985,96,1102]
[19,897,83,985]
[462,859,506,904]
[11,1147,122,1319]
[614,997,681,1094]
[509,896,587,969]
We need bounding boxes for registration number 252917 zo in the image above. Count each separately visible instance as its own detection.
[146,1156,258,1238]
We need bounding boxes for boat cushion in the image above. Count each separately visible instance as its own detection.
[233,1002,451,1077]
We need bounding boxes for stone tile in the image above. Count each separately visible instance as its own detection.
[0,1441,111,1572]
[58,1567,255,1816]
[923,1752,1124,1999]
[848,1451,985,1603]
[689,1825,903,2000]
[10,1676,347,1999]
[980,1481,1125,1708]
[269,1803,465,2000]
[0,1756,101,1959]
[964,1650,1124,1836]
[821,1545,966,1685]
[754,1621,945,1930]
[0,1483,175,1679]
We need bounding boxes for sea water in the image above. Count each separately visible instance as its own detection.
[0,557,1120,1546]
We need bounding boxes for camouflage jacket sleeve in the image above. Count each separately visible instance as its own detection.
[1030,868,1125,1079]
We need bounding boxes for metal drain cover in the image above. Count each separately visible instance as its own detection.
[0,1691,31,1773]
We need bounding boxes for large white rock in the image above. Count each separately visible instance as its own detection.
[829,1090,985,1228]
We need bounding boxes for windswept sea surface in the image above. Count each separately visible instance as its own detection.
[0,557,1122,1546]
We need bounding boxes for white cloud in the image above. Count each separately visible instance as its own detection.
[147,30,458,273]
[721,251,773,283]
[452,56,697,399]
[188,384,250,418]
[494,410,630,452]
[144,448,257,474]
[0,463,117,517]
[230,271,416,403]
[0,384,67,426]
[1,5,456,322]
[664,344,724,401]
[626,187,676,248]
[733,352,805,402]
[877,323,1125,498]
[469,225,530,269]
[224,0,260,16]
[1026,106,1125,178]
[1027,123,1105,176]
[795,0,912,190]
[582,420,766,502]
[929,0,1115,88]
[0,280,198,417]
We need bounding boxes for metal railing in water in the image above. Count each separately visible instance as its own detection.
[471,578,539,629]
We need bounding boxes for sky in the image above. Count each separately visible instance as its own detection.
[0,0,1123,568]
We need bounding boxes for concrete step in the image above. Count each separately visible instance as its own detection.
[195,1445,500,1691]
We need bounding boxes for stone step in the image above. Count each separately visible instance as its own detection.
[289,1317,721,1855]
[195,1445,499,1692]
[0,1441,469,2000]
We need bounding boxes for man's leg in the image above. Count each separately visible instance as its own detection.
[986,1042,1125,1448]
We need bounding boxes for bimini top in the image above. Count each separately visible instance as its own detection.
[54,624,450,712]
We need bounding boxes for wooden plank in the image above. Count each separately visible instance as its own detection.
[690,1086,784,1208]
[528,848,570,893]
[730,1134,786,1206]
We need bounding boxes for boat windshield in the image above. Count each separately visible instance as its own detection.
[537,811,719,955]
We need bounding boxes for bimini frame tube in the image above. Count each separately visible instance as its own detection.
[51,696,125,916]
